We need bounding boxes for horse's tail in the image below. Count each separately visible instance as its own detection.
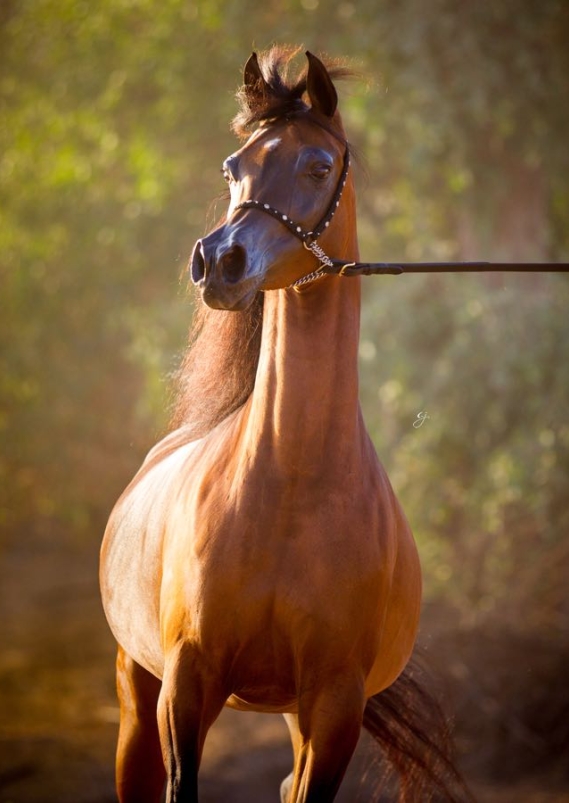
[362,657,473,802]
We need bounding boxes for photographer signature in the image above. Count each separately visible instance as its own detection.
[413,410,430,429]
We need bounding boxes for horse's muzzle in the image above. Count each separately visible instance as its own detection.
[189,235,259,310]
[190,240,247,285]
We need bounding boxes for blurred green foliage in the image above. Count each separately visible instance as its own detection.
[1,0,568,633]
[360,273,569,634]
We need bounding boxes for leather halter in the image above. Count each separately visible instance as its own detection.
[236,148,355,286]
[235,146,569,282]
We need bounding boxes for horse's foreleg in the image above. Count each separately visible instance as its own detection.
[280,712,303,803]
[115,646,165,803]
[283,677,364,803]
[157,643,226,803]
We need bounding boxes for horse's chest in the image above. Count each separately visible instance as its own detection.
[178,457,395,642]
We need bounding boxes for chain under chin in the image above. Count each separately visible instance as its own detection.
[290,241,333,288]
[291,267,327,288]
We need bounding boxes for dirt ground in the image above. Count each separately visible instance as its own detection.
[1,534,568,803]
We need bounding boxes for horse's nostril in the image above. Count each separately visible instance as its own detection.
[219,244,247,284]
[190,241,206,285]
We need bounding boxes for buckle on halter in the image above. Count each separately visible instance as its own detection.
[339,262,356,276]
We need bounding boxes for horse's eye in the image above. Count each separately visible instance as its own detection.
[311,164,332,181]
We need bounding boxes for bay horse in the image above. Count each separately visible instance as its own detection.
[101,47,466,803]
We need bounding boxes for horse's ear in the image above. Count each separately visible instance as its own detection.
[306,51,338,118]
[243,52,269,107]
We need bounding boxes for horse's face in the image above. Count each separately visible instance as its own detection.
[189,53,350,310]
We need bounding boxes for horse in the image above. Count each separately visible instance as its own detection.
[100,47,467,803]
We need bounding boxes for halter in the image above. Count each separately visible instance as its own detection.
[235,145,569,282]
[235,147,355,287]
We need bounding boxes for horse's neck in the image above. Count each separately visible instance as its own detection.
[244,274,363,473]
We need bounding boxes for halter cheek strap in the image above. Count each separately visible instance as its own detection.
[235,148,354,286]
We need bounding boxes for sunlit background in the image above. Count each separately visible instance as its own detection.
[1,1,568,800]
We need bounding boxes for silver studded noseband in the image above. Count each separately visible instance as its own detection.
[235,148,355,287]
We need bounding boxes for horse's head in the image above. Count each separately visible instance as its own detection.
[190,50,354,310]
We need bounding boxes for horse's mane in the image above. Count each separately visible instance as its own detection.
[171,46,350,435]
[170,290,263,435]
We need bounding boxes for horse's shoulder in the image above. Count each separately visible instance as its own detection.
[141,424,203,467]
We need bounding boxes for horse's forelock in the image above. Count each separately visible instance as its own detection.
[232,46,351,138]
[232,46,306,137]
